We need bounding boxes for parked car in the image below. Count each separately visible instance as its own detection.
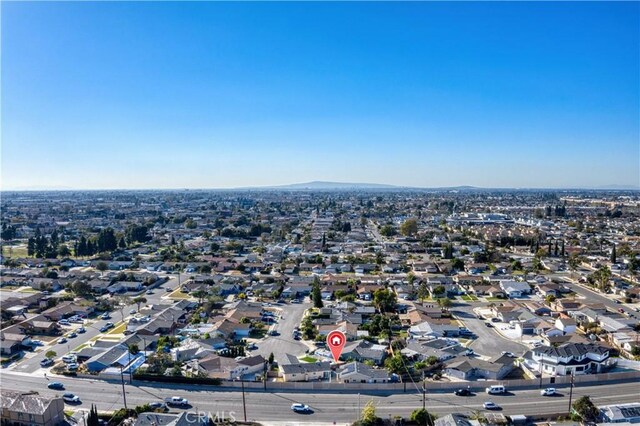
[483,401,500,410]
[165,396,189,407]
[454,389,472,396]
[540,388,557,396]
[31,340,44,346]
[58,320,70,326]
[291,403,312,414]
[67,362,79,371]
[501,351,515,358]
[40,358,54,367]
[62,355,77,363]
[48,382,65,390]
[129,309,137,315]
[62,393,81,403]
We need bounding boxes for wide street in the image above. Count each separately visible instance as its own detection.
[1,370,638,423]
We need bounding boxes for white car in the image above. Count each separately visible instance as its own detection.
[165,396,189,407]
[540,387,556,396]
[62,355,77,363]
[483,401,499,410]
[63,393,80,403]
[291,403,312,413]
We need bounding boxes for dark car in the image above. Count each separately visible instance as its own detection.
[48,382,65,390]
[454,388,472,396]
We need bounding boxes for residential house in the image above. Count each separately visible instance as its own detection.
[0,391,65,426]
[443,354,515,381]
[337,361,391,383]
[525,342,614,375]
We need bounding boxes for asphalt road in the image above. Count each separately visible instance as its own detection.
[452,303,528,357]
[1,371,638,423]
[254,300,311,363]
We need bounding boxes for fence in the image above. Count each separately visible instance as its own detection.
[74,370,640,394]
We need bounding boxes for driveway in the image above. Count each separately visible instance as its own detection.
[254,300,311,364]
[452,303,528,357]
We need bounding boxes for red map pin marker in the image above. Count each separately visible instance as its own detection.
[327,330,346,363]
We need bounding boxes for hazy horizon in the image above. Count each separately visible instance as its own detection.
[2,2,639,190]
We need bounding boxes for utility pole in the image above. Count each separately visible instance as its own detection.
[120,365,128,410]
[539,361,543,389]
[567,371,575,415]
[422,370,426,410]
[240,378,247,422]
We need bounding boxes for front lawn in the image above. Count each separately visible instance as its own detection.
[299,356,317,363]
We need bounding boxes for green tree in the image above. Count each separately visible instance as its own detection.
[96,261,108,276]
[45,350,57,359]
[451,257,464,270]
[360,400,380,426]
[400,218,418,237]
[417,282,430,302]
[379,225,396,237]
[133,296,147,312]
[373,288,397,313]
[572,396,599,422]
[128,344,140,355]
[410,408,435,426]
[384,353,406,374]
[312,281,324,308]
[268,352,274,364]
[87,405,99,426]
[437,298,452,310]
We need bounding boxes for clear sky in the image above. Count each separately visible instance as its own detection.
[2,1,639,190]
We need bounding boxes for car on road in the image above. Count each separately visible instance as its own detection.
[464,349,475,356]
[540,387,557,396]
[100,313,110,320]
[129,309,137,315]
[62,393,81,403]
[57,337,67,344]
[501,351,515,358]
[246,343,258,350]
[68,332,78,339]
[483,402,500,410]
[99,325,109,332]
[490,317,500,323]
[78,326,86,333]
[40,358,54,367]
[268,330,279,336]
[485,322,493,328]
[486,385,506,395]
[149,402,167,411]
[454,389,472,396]
[48,382,65,390]
[165,396,189,407]
[291,403,312,414]
[165,287,172,292]
[146,290,154,295]
[105,322,114,328]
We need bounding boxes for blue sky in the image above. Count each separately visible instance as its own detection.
[2,1,639,189]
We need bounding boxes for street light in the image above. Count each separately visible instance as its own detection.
[236,376,247,422]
